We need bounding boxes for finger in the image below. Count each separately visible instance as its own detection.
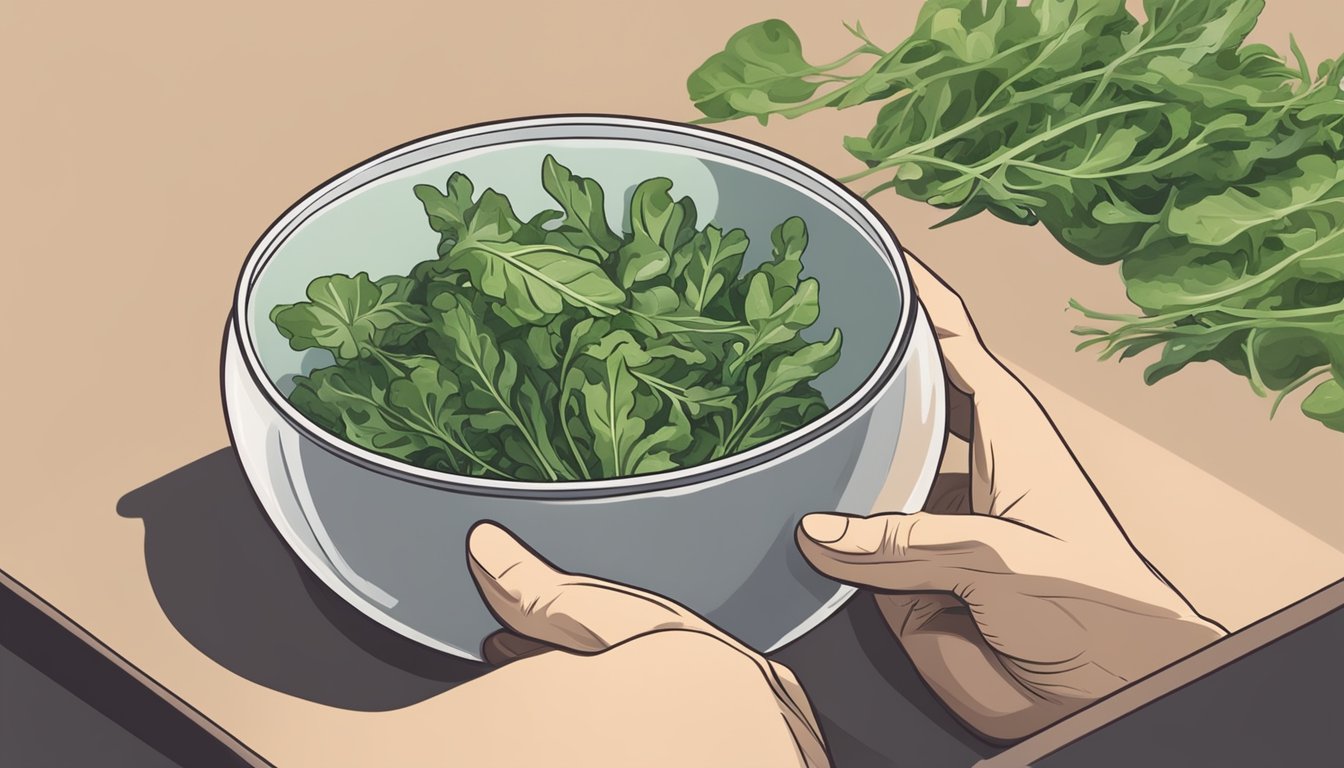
[906,253,1082,496]
[796,512,1022,593]
[469,523,830,760]
[767,661,830,768]
[905,252,977,344]
[467,522,706,654]
[481,630,553,666]
[904,252,1011,398]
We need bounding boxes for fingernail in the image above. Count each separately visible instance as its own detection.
[801,513,850,544]
[468,522,519,579]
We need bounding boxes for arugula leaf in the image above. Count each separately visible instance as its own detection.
[690,1,1344,433]
[613,177,699,288]
[735,390,830,453]
[271,272,427,361]
[384,358,506,477]
[760,217,807,296]
[290,364,445,466]
[443,189,626,323]
[541,154,623,255]
[687,19,883,124]
[674,226,750,312]
[414,173,476,246]
[575,332,668,477]
[428,294,566,480]
[275,156,841,479]
[730,273,821,376]
[1302,378,1344,431]
[724,330,842,454]
[1167,156,1344,247]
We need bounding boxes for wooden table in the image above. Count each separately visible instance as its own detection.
[5,1,1342,765]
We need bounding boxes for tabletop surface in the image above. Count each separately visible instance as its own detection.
[5,1,1343,765]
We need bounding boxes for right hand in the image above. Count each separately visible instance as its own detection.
[796,255,1228,742]
[466,522,829,767]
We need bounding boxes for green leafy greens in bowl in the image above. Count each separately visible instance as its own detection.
[269,156,841,481]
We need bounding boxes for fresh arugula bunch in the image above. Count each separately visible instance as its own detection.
[688,0,1344,432]
[270,156,840,481]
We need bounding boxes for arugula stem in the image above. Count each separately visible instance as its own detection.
[689,44,884,110]
[1173,228,1344,306]
[1208,302,1344,321]
[461,240,622,317]
[975,21,1087,117]
[844,24,1222,185]
[365,346,407,378]
[607,377,623,477]
[1079,315,1340,362]
[722,383,784,456]
[1270,366,1333,418]
[365,346,439,380]
[1072,297,1344,328]
[558,401,590,480]
[556,341,593,480]
[454,339,563,481]
[486,383,561,481]
[397,409,509,479]
[328,381,508,478]
[997,125,1214,181]
[1243,329,1268,397]
[841,100,1163,183]
[861,155,991,195]
[626,307,753,336]
[1191,196,1344,246]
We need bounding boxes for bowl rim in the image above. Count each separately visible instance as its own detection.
[230,114,917,499]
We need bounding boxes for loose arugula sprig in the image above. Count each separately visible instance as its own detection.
[687,0,1344,433]
[271,156,841,480]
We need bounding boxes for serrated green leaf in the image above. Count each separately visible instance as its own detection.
[447,190,626,323]
[687,20,829,122]
[676,226,750,312]
[271,272,427,361]
[690,1,1344,434]
[277,154,843,478]
[541,154,622,254]
[414,173,476,245]
[1301,378,1344,430]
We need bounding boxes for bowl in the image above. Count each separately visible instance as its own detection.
[223,115,946,660]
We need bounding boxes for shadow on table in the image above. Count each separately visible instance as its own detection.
[775,593,1000,767]
[117,448,487,712]
[118,448,1001,764]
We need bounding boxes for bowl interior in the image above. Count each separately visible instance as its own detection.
[243,124,905,472]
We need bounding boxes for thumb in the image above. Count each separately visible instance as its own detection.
[796,511,1028,594]
[467,521,711,654]
[468,522,830,766]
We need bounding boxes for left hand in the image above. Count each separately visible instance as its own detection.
[464,522,829,768]
[794,255,1226,742]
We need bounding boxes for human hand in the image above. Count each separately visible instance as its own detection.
[796,255,1228,742]
[464,522,829,768]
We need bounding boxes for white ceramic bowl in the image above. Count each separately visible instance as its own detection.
[223,116,946,660]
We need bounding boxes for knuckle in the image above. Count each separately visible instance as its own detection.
[494,562,559,612]
[880,513,924,559]
[879,516,905,558]
[517,589,548,619]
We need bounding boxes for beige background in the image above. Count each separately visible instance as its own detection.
[4,1,1342,765]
